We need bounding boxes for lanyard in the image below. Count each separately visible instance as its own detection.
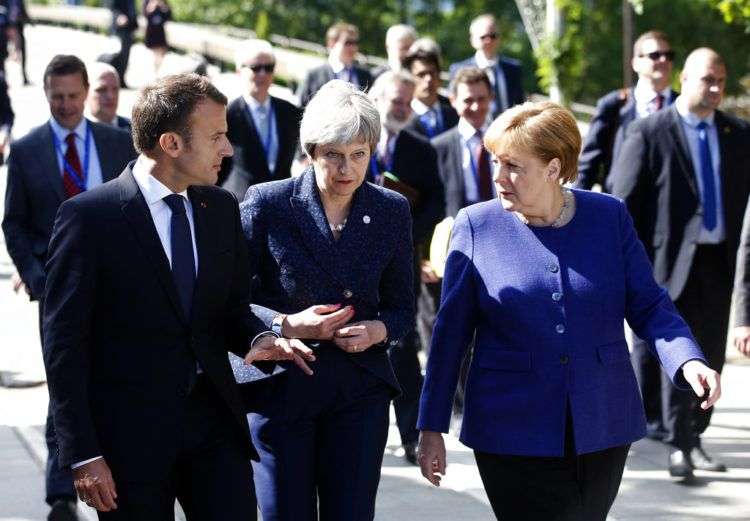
[51,121,91,192]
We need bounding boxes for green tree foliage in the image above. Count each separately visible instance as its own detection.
[711,0,750,30]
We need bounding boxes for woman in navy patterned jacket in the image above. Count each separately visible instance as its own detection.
[239,80,414,521]
[417,101,721,521]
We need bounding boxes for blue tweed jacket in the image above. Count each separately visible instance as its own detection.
[239,167,415,393]
[417,190,706,456]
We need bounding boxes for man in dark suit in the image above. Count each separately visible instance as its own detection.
[6,0,30,84]
[219,39,301,198]
[42,73,313,519]
[577,31,677,191]
[448,14,523,118]
[2,54,135,521]
[610,48,750,479]
[368,70,443,464]
[371,24,416,79]
[86,62,131,133]
[577,31,677,445]
[403,39,458,140]
[296,22,373,108]
[105,0,137,88]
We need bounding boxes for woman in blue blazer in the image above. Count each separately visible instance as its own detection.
[239,80,414,521]
[417,102,721,521]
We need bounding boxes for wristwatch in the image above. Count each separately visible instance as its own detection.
[271,314,287,336]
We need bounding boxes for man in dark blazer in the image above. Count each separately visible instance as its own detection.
[105,0,137,87]
[5,0,30,84]
[576,31,677,191]
[42,73,312,519]
[87,62,132,133]
[2,55,135,521]
[368,70,443,464]
[403,40,458,140]
[577,31,678,446]
[609,48,750,479]
[219,39,301,197]
[448,14,523,118]
[296,22,373,108]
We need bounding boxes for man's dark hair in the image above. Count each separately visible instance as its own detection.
[43,55,89,90]
[131,73,227,153]
[449,67,492,97]
[403,47,441,73]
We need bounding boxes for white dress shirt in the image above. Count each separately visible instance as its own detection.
[49,116,104,190]
[634,81,673,119]
[674,96,724,244]
[243,94,279,172]
[328,56,359,87]
[474,51,509,112]
[458,118,494,203]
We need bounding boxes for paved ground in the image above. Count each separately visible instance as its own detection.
[0,23,749,521]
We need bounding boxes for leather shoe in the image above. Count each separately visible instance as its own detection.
[668,448,694,478]
[690,446,727,472]
[403,441,418,466]
[48,499,78,521]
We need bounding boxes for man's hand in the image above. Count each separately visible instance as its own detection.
[73,458,117,512]
[333,320,386,353]
[418,431,446,487]
[116,13,129,27]
[682,359,721,410]
[732,326,750,357]
[283,304,355,340]
[245,336,316,375]
[10,271,29,295]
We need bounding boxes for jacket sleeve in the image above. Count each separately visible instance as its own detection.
[377,197,415,342]
[731,194,750,327]
[576,95,619,190]
[2,145,46,299]
[417,209,479,433]
[619,202,705,389]
[42,200,101,467]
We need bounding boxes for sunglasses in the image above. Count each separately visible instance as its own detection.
[639,50,675,62]
[344,39,359,47]
[247,63,275,73]
[479,32,498,41]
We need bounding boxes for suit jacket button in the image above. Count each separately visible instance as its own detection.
[552,292,562,302]
[560,355,569,365]
[548,264,559,273]
[555,324,565,334]
[343,289,353,299]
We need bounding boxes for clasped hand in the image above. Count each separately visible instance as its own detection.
[283,304,387,353]
[245,336,316,375]
[681,359,721,410]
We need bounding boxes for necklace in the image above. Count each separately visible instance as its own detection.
[517,188,575,228]
[329,218,347,233]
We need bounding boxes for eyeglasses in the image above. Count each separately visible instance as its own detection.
[479,32,498,41]
[246,63,275,74]
[344,39,359,46]
[639,50,675,62]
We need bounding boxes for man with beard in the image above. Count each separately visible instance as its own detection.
[367,70,444,464]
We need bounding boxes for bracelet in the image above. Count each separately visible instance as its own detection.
[250,330,280,348]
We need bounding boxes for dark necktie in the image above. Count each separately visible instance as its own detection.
[163,194,196,317]
[475,131,493,201]
[62,133,84,199]
[654,93,664,111]
[696,121,717,231]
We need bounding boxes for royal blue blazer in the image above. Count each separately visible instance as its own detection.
[417,190,706,456]
[239,168,415,394]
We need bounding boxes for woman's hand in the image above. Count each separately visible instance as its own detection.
[283,304,355,340]
[332,320,387,353]
[418,431,446,487]
[245,336,316,375]
[681,359,721,410]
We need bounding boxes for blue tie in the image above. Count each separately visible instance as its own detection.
[163,194,196,317]
[696,121,717,231]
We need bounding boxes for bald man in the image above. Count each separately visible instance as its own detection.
[86,62,131,132]
[610,48,750,479]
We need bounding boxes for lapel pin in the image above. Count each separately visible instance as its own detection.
[200,201,207,208]
[363,215,371,224]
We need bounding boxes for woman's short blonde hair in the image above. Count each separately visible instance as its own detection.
[484,101,581,184]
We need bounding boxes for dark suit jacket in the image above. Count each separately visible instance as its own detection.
[296,63,373,108]
[2,120,135,300]
[432,126,474,219]
[115,115,132,133]
[107,0,138,32]
[609,106,750,300]
[240,168,415,394]
[576,88,678,190]
[42,166,268,480]
[366,128,444,249]
[448,55,524,116]
[219,96,302,199]
[406,95,459,140]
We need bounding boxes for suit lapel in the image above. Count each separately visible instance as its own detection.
[270,97,288,177]
[187,187,213,322]
[90,121,119,182]
[667,107,699,197]
[119,169,187,324]
[450,130,466,205]
[236,98,271,180]
[39,124,65,202]
[619,90,636,125]
[715,111,736,219]
[289,170,347,287]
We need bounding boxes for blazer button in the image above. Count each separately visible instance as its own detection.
[343,289,353,299]
[548,264,559,273]
[555,324,565,334]
[552,292,562,302]
[560,355,569,365]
